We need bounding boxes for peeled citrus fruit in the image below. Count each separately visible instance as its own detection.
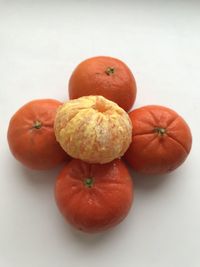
[54,95,132,164]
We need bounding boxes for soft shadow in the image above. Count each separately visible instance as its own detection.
[19,161,69,187]
[68,225,111,244]
[56,214,126,246]
[128,166,176,191]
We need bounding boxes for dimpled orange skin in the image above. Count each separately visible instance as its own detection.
[54,95,132,164]
[68,56,137,111]
[124,105,192,174]
[55,159,134,233]
[7,99,70,170]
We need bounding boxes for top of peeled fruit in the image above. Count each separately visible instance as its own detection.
[54,95,132,164]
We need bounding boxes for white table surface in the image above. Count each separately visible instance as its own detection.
[0,1,200,267]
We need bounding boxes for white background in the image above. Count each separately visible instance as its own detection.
[0,1,200,267]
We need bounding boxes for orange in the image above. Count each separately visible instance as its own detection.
[124,105,192,174]
[55,159,133,233]
[7,99,70,170]
[68,56,137,111]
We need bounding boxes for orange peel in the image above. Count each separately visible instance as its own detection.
[54,96,132,164]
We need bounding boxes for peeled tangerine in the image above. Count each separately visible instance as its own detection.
[54,95,132,164]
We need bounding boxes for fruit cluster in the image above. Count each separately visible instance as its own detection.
[7,56,192,233]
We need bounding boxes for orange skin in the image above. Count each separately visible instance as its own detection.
[7,99,69,170]
[124,105,192,174]
[55,159,133,233]
[68,56,137,111]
